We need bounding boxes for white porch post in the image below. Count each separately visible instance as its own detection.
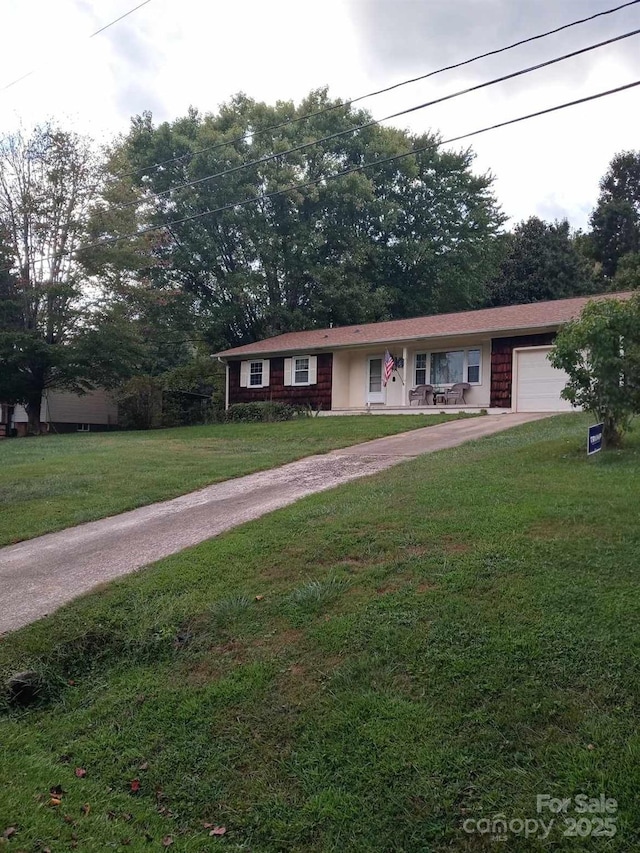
[402,346,409,407]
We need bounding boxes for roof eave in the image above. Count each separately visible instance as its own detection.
[215,321,565,360]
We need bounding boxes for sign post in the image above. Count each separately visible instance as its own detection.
[587,423,604,456]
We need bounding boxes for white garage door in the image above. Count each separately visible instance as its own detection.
[514,347,574,412]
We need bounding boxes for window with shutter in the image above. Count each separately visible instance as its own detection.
[240,359,270,388]
[287,354,317,386]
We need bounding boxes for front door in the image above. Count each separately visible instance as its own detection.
[367,357,385,404]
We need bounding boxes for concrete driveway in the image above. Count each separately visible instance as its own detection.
[0,413,547,633]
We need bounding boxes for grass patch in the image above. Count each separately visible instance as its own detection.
[1,413,639,850]
[0,414,464,546]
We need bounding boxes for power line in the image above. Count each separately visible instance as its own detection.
[6,77,632,277]
[89,0,152,38]
[117,26,640,210]
[115,0,640,180]
[135,80,640,235]
[1,0,153,92]
[1,78,637,278]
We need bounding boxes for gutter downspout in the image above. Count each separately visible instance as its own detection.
[217,357,229,411]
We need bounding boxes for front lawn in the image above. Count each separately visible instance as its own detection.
[1,413,638,851]
[0,414,462,546]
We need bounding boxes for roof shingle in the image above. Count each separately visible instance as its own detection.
[215,291,635,358]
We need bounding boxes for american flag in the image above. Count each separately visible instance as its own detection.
[383,350,394,386]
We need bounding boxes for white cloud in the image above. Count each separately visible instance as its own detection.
[0,0,638,227]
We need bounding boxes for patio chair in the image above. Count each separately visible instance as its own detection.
[442,382,471,405]
[409,384,433,406]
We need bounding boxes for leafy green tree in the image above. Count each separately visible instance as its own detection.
[589,151,640,278]
[550,295,640,447]
[611,252,640,291]
[0,125,143,433]
[485,217,596,307]
[100,90,505,347]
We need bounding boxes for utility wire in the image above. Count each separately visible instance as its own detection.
[117,26,640,209]
[3,78,635,278]
[135,80,640,234]
[1,0,152,91]
[115,0,640,180]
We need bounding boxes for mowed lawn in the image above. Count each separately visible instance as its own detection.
[1,414,639,851]
[0,414,461,546]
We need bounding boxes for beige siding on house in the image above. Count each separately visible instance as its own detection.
[407,339,492,409]
[332,338,492,410]
[13,390,118,425]
[331,351,352,409]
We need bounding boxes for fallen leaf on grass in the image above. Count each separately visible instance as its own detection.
[49,797,62,807]
[80,804,91,816]
[129,779,141,793]
[2,827,17,840]
[74,768,87,778]
[162,836,174,847]
[209,826,227,837]
[255,594,264,601]
[138,761,149,771]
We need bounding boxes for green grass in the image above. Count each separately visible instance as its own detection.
[0,414,463,546]
[1,413,639,851]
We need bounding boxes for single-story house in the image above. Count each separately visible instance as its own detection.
[0,389,118,437]
[215,291,633,414]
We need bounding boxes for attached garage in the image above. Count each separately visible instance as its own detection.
[513,347,574,412]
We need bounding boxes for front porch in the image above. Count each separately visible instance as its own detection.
[321,406,511,416]
[331,338,493,411]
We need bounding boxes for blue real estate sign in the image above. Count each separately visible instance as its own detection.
[588,423,604,456]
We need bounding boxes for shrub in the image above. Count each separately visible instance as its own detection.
[226,401,298,423]
[550,294,640,446]
[116,376,163,430]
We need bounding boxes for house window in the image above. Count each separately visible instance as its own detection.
[431,351,465,385]
[284,355,317,386]
[240,359,270,388]
[294,357,310,385]
[77,423,91,432]
[249,361,263,387]
[415,353,427,385]
[416,348,482,385]
[467,349,481,384]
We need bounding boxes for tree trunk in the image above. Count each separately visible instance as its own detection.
[25,394,43,436]
[602,414,622,449]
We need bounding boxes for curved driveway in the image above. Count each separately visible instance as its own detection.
[0,413,547,633]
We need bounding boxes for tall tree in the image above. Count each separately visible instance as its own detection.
[0,125,140,433]
[98,90,505,348]
[589,151,640,278]
[485,217,596,307]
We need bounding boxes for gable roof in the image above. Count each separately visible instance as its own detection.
[215,291,635,358]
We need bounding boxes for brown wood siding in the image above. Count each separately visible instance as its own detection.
[229,354,333,410]
[490,333,556,408]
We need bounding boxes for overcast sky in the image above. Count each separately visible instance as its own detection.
[1,0,639,229]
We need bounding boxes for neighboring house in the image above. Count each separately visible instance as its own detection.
[0,389,118,437]
[215,292,633,414]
